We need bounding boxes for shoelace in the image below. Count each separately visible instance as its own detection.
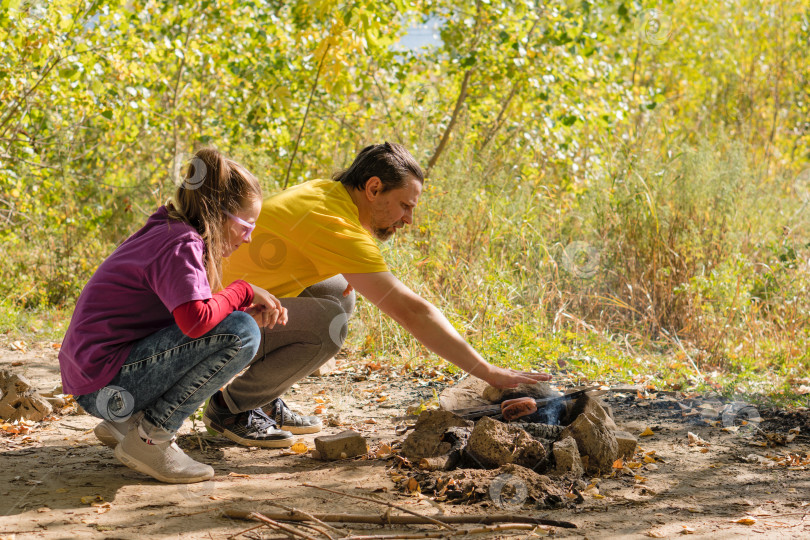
[271,398,297,423]
[243,408,279,432]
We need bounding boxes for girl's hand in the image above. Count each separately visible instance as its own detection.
[248,284,288,329]
[483,365,552,389]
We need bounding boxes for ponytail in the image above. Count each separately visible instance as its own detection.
[167,147,261,292]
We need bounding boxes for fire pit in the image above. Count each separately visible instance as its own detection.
[400,377,637,478]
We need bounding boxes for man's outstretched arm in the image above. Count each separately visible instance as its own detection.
[344,271,551,389]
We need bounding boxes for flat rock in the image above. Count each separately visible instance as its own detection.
[559,412,618,475]
[439,376,491,410]
[482,382,561,404]
[314,430,367,460]
[552,436,584,476]
[465,416,546,470]
[402,410,473,460]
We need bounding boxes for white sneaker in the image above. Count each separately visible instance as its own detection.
[94,412,143,448]
[114,428,214,484]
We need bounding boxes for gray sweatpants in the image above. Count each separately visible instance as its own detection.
[221,275,356,413]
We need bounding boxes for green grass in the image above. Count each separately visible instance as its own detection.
[0,300,69,343]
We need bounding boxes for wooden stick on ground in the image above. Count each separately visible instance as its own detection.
[301,483,456,532]
[224,510,319,540]
[343,523,540,539]
[264,501,347,539]
[222,510,577,529]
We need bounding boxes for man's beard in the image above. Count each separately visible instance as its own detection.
[370,212,404,242]
[373,226,395,242]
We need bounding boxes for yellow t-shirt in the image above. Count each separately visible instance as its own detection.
[223,179,388,297]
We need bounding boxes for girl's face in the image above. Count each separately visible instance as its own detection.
[222,197,262,258]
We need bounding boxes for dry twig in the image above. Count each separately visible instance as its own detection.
[301,483,456,531]
[222,509,577,528]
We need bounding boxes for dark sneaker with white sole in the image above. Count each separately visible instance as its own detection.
[262,397,323,435]
[203,392,294,448]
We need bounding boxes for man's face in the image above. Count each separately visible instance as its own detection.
[369,176,422,241]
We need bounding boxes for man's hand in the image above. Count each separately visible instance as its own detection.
[247,284,288,329]
[343,272,553,385]
[482,366,552,389]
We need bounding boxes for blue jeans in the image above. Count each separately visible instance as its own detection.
[76,311,260,438]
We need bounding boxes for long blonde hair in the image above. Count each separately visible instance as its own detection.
[166,147,261,292]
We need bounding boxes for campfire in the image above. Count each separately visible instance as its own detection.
[399,377,637,478]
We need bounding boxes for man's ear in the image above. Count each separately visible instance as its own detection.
[365,176,382,200]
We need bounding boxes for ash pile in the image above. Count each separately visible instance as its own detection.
[395,377,637,506]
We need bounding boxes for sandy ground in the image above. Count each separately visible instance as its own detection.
[1,339,809,539]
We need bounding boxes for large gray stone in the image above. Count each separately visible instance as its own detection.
[401,410,473,461]
[559,412,618,475]
[465,416,546,470]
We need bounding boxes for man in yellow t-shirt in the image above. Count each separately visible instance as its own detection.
[204,142,551,448]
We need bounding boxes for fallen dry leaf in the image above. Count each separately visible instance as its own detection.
[228,472,250,478]
[80,495,103,505]
[406,477,420,493]
[640,427,654,437]
[93,502,111,514]
[731,517,757,525]
[290,442,309,454]
[687,432,709,446]
[612,458,624,469]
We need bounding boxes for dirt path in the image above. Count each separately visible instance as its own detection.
[1,340,809,539]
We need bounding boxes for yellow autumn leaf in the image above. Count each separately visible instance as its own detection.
[640,427,654,437]
[80,495,103,505]
[290,442,309,454]
[732,517,757,525]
